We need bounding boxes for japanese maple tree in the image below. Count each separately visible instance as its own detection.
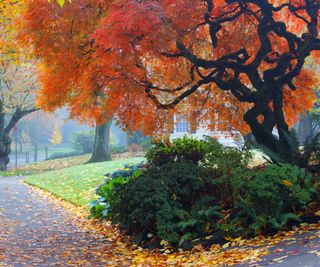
[19,0,117,162]
[91,0,320,153]
[20,0,320,154]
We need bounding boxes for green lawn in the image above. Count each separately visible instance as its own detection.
[24,157,144,207]
[0,170,33,177]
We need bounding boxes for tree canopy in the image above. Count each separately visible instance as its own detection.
[19,0,320,151]
[0,0,38,170]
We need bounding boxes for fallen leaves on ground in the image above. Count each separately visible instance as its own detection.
[22,184,320,266]
[1,176,320,266]
[9,151,145,175]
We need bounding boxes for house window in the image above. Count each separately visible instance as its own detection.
[176,117,190,133]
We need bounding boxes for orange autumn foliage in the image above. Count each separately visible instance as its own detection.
[19,0,320,136]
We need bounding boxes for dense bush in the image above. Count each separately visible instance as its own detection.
[91,137,319,249]
[71,131,94,154]
[146,137,211,166]
[112,161,222,244]
[229,164,316,235]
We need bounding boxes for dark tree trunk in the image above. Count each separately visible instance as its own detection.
[244,105,278,152]
[0,102,38,171]
[88,118,112,163]
[0,133,11,171]
[0,105,10,171]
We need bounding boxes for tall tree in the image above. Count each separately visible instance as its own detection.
[50,122,63,145]
[20,0,116,162]
[0,0,38,170]
[93,0,319,152]
[0,63,38,170]
[20,1,320,155]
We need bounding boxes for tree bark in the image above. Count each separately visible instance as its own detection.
[0,133,11,171]
[0,103,38,171]
[88,118,112,163]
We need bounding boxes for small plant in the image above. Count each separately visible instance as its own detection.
[230,164,316,235]
[71,131,94,154]
[90,176,126,219]
[177,196,223,245]
[90,162,144,219]
[104,162,145,180]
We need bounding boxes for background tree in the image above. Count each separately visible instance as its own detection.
[15,111,58,162]
[0,62,38,170]
[50,122,63,145]
[20,129,31,152]
[20,0,116,162]
[88,120,112,163]
[0,0,39,170]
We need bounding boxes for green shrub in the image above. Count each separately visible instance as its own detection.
[111,161,222,244]
[230,164,316,235]
[90,175,126,219]
[91,136,318,248]
[48,150,82,160]
[146,137,211,166]
[140,139,152,151]
[90,162,143,219]
[110,144,127,154]
[172,137,210,163]
[71,131,94,154]
[145,140,174,166]
[201,136,253,206]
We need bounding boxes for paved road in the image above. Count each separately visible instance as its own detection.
[0,176,131,267]
[235,230,320,267]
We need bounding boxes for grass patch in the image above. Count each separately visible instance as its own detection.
[47,145,75,156]
[24,157,144,207]
[0,170,33,177]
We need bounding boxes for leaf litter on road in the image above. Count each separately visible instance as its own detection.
[1,177,320,266]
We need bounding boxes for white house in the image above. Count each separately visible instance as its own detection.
[170,115,244,148]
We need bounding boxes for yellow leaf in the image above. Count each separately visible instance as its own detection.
[160,240,169,246]
[222,242,231,249]
[281,180,293,187]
